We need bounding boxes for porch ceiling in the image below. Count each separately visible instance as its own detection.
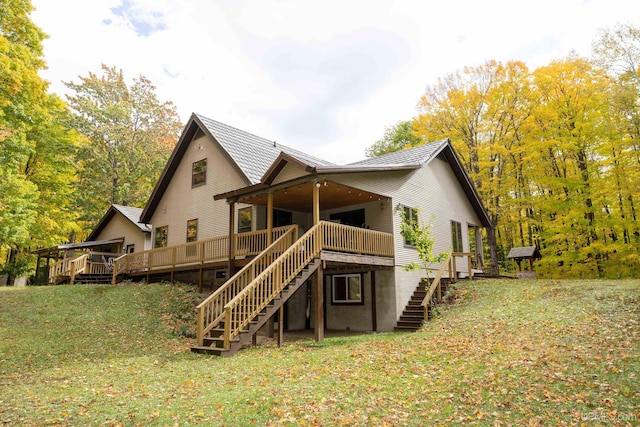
[237,180,389,212]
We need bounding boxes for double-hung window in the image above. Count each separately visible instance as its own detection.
[154,226,168,248]
[401,205,418,247]
[192,159,207,187]
[451,220,463,252]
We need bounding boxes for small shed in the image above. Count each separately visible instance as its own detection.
[507,246,542,272]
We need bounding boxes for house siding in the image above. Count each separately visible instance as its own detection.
[93,213,148,253]
[149,134,248,246]
[271,163,310,185]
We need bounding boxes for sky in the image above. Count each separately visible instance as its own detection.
[31,0,640,165]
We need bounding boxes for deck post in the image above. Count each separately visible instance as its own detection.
[313,262,324,343]
[227,201,236,276]
[313,182,320,226]
[371,270,377,331]
[277,305,284,347]
[267,193,273,246]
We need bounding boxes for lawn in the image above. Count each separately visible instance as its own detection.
[0,279,638,426]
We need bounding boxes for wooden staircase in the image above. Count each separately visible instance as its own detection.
[394,256,456,332]
[192,258,320,357]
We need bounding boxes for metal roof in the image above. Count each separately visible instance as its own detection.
[196,114,334,185]
[86,204,151,242]
[349,139,449,167]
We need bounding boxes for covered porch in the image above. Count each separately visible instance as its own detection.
[33,238,125,285]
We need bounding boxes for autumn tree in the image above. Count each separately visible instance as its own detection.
[365,120,424,157]
[0,0,80,282]
[65,65,183,231]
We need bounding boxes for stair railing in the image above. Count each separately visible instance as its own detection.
[196,225,299,345]
[222,223,322,347]
[220,221,396,348]
[421,255,453,320]
[68,254,89,285]
[49,254,88,284]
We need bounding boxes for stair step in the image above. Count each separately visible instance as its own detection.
[190,346,232,357]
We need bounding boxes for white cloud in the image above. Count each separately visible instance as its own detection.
[32,0,640,164]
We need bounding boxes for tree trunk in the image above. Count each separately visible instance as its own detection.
[487,225,500,276]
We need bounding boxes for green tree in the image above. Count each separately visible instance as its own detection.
[65,65,183,231]
[1,0,80,282]
[365,120,424,157]
[400,208,450,279]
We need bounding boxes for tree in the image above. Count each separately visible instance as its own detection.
[65,65,183,231]
[0,0,80,282]
[399,208,450,280]
[365,120,424,157]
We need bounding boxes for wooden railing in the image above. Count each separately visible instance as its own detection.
[112,226,294,284]
[218,222,394,349]
[196,225,299,345]
[49,254,89,285]
[421,252,475,320]
[421,255,453,320]
[322,221,394,257]
[451,252,475,281]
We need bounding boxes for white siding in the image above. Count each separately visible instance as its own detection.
[271,163,310,184]
[149,134,248,246]
[94,213,149,253]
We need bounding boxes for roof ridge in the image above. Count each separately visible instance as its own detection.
[195,113,277,147]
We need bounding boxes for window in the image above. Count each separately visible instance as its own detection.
[401,205,418,246]
[330,208,365,228]
[332,274,363,304]
[154,226,168,248]
[238,207,252,233]
[187,219,198,242]
[125,244,135,254]
[192,158,207,187]
[451,220,463,252]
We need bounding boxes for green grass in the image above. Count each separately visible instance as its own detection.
[1,279,638,426]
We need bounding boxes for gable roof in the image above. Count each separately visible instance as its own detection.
[349,139,449,167]
[140,113,333,223]
[507,246,542,259]
[87,204,151,242]
[214,138,492,228]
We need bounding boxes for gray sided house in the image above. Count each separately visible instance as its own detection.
[97,113,492,355]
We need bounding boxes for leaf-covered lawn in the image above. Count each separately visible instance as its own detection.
[0,279,638,426]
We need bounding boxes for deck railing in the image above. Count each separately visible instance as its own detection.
[49,254,89,285]
[196,225,299,345]
[112,226,294,284]
[421,252,475,320]
[218,222,394,349]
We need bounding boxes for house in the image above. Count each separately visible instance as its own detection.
[87,204,152,254]
[35,204,150,285]
[108,113,491,355]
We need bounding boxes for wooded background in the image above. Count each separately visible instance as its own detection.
[1,0,638,279]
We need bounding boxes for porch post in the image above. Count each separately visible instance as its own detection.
[313,182,320,226]
[371,271,377,332]
[228,201,236,275]
[313,262,324,342]
[277,305,284,347]
[267,192,273,245]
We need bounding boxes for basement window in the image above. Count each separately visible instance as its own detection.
[331,274,363,304]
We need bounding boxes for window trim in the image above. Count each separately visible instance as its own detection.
[331,273,364,305]
[401,205,419,247]
[238,206,252,233]
[191,158,207,187]
[451,220,463,253]
[154,225,168,248]
[186,218,198,243]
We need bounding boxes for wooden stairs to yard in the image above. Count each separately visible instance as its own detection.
[394,276,452,332]
[191,258,321,357]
